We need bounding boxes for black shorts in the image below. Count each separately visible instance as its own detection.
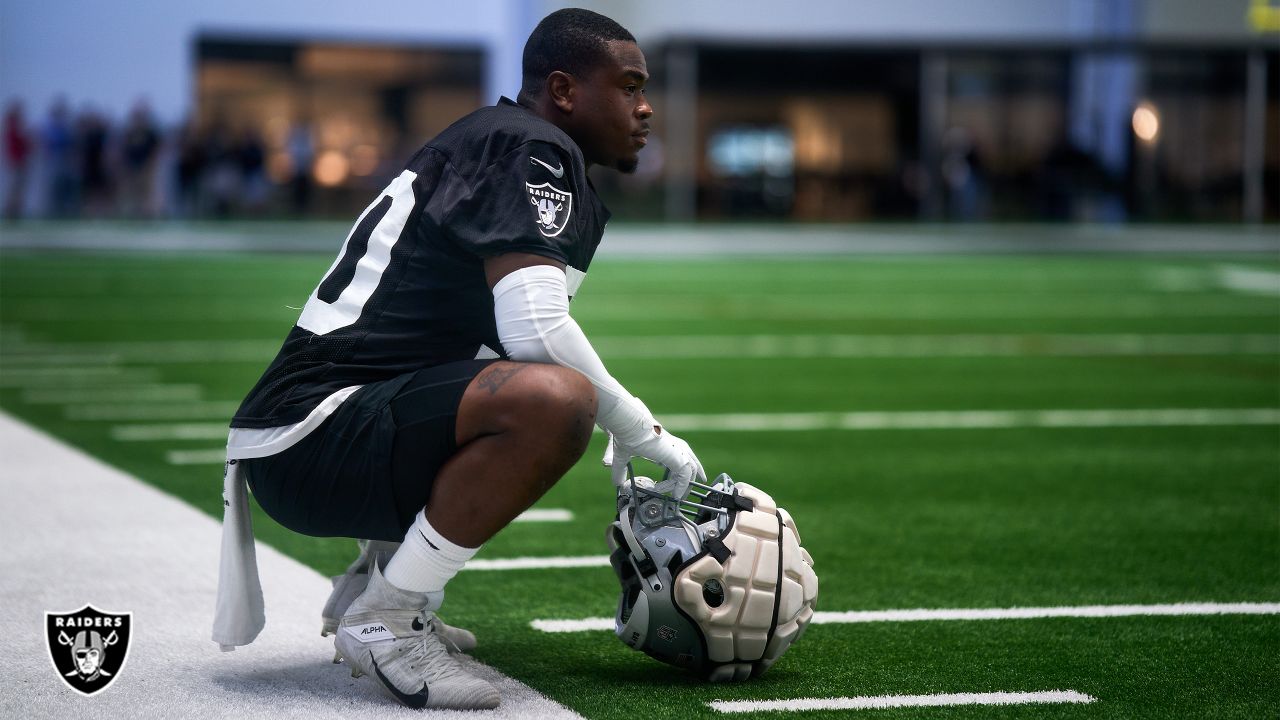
[240,359,497,542]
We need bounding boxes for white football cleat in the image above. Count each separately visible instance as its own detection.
[323,539,477,654]
[334,564,498,710]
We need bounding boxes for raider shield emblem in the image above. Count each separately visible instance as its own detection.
[525,182,573,238]
[46,605,132,696]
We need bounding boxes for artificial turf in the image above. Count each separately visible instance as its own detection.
[1,239,1276,718]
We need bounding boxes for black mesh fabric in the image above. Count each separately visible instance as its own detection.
[233,97,610,429]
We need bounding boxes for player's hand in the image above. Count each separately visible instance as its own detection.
[605,421,706,501]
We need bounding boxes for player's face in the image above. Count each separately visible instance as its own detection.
[576,40,653,173]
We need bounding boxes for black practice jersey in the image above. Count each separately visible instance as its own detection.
[233,97,610,429]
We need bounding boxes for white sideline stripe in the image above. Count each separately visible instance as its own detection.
[514,508,574,522]
[708,690,1096,713]
[23,384,203,404]
[593,333,1280,358]
[68,400,241,421]
[130,408,1280,446]
[0,410,585,720]
[466,555,611,571]
[660,408,1280,431]
[530,602,1280,633]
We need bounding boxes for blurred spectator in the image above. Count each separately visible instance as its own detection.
[205,120,241,217]
[1038,136,1113,221]
[4,101,33,220]
[174,119,207,218]
[42,98,79,217]
[941,126,988,221]
[77,108,112,217]
[119,100,161,218]
[287,120,314,215]
[237,127,268,215]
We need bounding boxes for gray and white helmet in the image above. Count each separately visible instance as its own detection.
[606,470,819,682]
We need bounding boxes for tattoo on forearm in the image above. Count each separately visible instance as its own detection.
[476,364,526,395]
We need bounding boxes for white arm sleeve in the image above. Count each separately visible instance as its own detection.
[491,264,652,445]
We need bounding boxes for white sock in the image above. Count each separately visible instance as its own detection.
[383,511,479,595]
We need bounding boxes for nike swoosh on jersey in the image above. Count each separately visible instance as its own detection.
[529,156,565,178]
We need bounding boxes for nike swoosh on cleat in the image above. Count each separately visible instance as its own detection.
[371,656,429,709]
[529,156,565,178]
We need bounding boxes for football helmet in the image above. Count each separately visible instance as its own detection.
[606,469,818,681]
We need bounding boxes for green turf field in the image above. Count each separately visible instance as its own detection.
[2,244,1278,718]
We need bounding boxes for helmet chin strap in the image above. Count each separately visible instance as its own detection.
[615,507,662,592]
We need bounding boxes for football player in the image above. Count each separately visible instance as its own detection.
[214,8,704,711]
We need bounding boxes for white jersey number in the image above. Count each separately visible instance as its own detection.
[297,170,418,335]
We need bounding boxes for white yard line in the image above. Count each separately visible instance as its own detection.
[2,339,279,363]
[3,333,1276,364]
[0,353,123,366]
[114,422,230,441]
[23,384,204,404]
[593,333,1280,359]
[659,408,1280,432]
[1217,265,1280,296]
[708,690,1096,713]
[513,509,574,523]
[166,448,229,465]
[0,366,156,387]
[131,408,1280,449]
[465,556,611,572]
[67,401,242,421]
[0,410,584,720]
[531,602,1280,633]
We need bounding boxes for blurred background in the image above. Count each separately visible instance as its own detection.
[1,0,1276,226]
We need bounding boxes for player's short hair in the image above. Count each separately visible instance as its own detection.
[520,8,636,97]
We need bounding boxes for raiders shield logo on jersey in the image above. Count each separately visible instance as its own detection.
[46,605,132,696]
[526,182,573,238]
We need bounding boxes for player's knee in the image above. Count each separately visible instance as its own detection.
[521,365,596,457]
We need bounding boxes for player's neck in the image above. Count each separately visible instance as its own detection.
[513,93,594,170]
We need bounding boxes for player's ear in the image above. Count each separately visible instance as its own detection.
[547,71,575,113]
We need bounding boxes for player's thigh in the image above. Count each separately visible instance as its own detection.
[240,383,407,541]
[241,360,498,540]
[453,361,597,446]
[385,359,502,524]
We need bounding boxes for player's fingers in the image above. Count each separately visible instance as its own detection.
[602,432,617,467]
[611,455,631,488]
[657,462,693,500]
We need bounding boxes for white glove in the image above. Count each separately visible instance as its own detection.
[603,407,705,500]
